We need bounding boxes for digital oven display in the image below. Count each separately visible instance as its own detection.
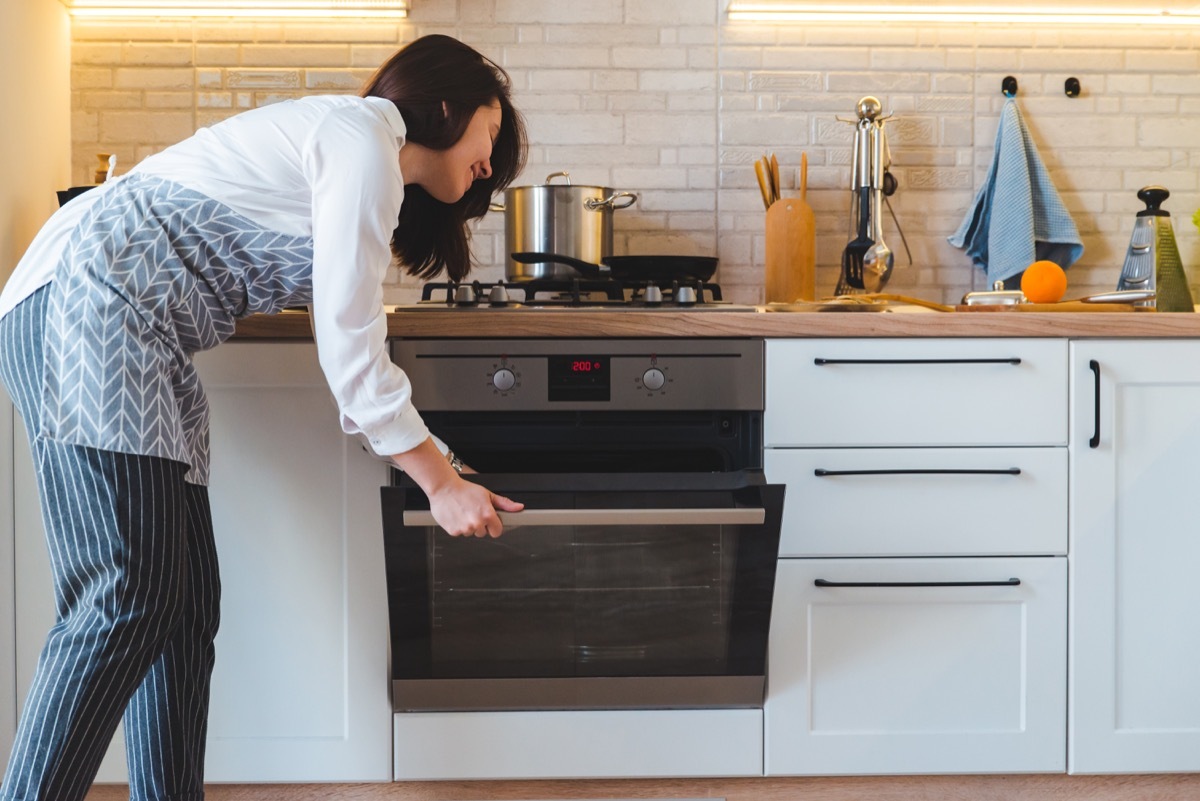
[547,356,611,401]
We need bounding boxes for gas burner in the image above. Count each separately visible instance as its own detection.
[419,277,726,308]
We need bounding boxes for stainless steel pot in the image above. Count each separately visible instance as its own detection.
[490,171,637,282]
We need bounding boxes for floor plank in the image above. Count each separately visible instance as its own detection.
[85,774,1200,801]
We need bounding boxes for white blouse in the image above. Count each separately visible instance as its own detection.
[0,94,435,461]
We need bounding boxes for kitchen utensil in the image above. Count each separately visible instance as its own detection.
[491,171,638,282]
[754,159,772,210]
[961,280,1025,306]
[511,252,718,283]
[1079,289,1156,304]
[1117,186,1192,312]
[92,152,112,184]
[957,301,1145,313]
[862,122,893,292]
[105,154,117,182]
[763,297,891,312]
[769,153,781,201]
[764,153,816,303]
[840,117,875,291]
[56,186,97,207]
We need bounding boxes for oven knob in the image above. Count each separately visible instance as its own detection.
[492,368,516,391]
[642,367,666,391]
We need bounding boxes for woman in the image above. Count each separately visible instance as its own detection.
[0,34,526,801]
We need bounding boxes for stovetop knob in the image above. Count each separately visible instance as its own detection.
[642,283,663,304]
[453,283,477,305]
[675,284,697,305]
[488,281,510,306]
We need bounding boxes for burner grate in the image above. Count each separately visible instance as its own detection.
[420,277,724,308]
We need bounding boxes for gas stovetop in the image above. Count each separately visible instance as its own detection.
[404,278,753,311]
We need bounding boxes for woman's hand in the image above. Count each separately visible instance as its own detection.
[427,477,523,538]
[390,437,523,538]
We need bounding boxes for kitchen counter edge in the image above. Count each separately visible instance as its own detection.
[232,309,1200,339]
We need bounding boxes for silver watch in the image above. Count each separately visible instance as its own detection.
[446,450,465,474]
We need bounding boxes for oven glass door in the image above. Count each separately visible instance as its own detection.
[381,471,784,712]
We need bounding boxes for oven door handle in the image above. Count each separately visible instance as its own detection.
[402,507,767,528]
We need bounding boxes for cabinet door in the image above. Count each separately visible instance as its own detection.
[11,344,391,783]
[194,342,391,782]
[766,557,1066,775]
[1070,341,1200,773]
[1,385,15,766]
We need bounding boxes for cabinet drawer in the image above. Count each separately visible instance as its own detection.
[766,556,1067,775]
[394,709,762,779]
[765,339,1067,446]
[765,447,1066,556]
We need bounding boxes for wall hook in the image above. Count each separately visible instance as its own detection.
[1065,77,1081,98]
[1002,76,1018,98]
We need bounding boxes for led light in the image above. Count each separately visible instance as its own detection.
[62,0,407,17]
[726,1,1200,25]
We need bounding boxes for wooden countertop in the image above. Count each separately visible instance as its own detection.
[233,307,1200,340]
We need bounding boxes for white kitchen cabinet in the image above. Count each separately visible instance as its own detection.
[193,342,391,782]
[1069,341,1200,773]
[12,343,392,784]
[1,385,15,765]
[765,557,1067,775]
[763,337,1069,776]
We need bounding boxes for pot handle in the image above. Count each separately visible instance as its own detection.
[545,170,572,185]
[488,202,505,212]
[585,191,638,211]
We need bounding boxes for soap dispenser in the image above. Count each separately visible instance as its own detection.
[1117,185,1193,312]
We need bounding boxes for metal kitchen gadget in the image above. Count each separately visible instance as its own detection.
[1117,185,1193,312]
[837,97,895,294]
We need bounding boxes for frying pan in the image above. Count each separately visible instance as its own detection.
[511,252,718,284]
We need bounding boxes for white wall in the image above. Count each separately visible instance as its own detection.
[0,0,71,769]
[64,1,1200,304]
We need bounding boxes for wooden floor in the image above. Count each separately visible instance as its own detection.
[84,774,1200,801]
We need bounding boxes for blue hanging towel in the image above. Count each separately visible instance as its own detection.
[948,97,1083,285]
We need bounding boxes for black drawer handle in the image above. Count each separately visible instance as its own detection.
[814,468,1021,477]
[813,357,1022,366]
[1089,359,1101,449]
[815,578,1022,588]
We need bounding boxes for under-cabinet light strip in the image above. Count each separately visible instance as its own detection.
[727,2,1200,25]
[64,1,407,17]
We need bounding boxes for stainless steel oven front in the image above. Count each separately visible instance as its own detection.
[381,338,784,712]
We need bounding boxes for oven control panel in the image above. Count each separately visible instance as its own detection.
[392,339,763,411]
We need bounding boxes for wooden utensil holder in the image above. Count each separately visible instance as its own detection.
[765,199,816,304]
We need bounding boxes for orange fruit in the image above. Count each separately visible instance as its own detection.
[1020,260,1068,304]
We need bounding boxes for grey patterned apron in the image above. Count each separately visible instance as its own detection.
[41,174,314,485]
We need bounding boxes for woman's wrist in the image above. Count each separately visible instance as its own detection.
[391,436,463,497]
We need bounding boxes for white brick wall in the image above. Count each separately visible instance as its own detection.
[70,0,1200,305]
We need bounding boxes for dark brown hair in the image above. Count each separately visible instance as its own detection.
[362,34,526,281]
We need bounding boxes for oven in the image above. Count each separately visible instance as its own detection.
[380,338,784,712]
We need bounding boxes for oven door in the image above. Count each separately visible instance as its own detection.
[381,470,784,712]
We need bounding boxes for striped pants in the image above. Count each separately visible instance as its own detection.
[0,286,221,801]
